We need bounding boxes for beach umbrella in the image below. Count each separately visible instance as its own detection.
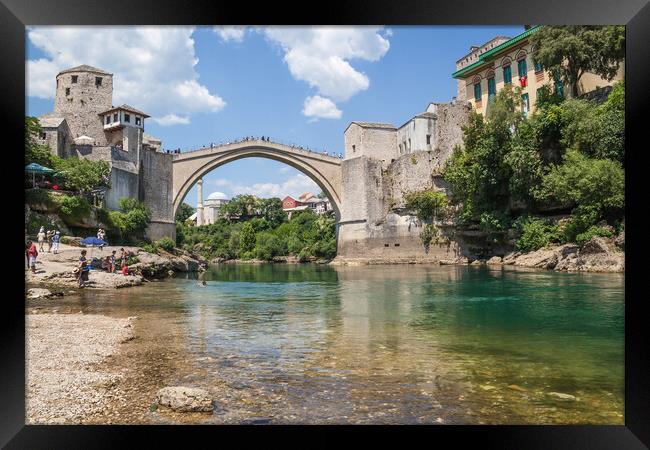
[80,236,108,261]
[25,163,55,187]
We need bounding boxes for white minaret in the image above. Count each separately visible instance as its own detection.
[197,178,204,226]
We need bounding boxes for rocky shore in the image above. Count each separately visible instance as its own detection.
[26,243,206,290]
[331,236,624,273]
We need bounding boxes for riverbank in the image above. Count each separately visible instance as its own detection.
[26,313,136,424]
[25,243,206,289]
[331,236,624,273]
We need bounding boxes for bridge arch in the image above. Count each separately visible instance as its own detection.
[171,140,343,220]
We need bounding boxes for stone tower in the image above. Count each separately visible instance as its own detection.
[54,65,113,145]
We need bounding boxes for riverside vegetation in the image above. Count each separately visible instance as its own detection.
[403,80,624,259]
[173,195,337,263]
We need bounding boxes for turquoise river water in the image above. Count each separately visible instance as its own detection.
[28,263,624,424]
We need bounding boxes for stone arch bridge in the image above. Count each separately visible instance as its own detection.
[171,139,343,218]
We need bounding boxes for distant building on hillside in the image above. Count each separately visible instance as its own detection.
[282,192,332,218]
[190,185,230,226]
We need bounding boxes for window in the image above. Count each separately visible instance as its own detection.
[503,65,512,84]
[521,93,530,117]
[124,114,130,123]
[399,144,403,154]
[488,76,496,103]
[71,75,78,83]
[40,132,46,140]
[426,135,431,145]
[113,113,118,122]
[518,58,527,78]
[106,115,111,125]
[408,138,411,150]
[554,73,564,98]
[135,117,141,126]
[352,144,356,153]
[534,61,543,73]
[65,87,70,96]
[474,82,481,101]
[95,77,102,86]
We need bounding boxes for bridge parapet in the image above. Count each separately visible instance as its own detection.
[172,139,342,164]
[171,139,343,220]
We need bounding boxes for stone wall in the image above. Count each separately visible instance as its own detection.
[54,70,113,145]
[396,116,435,154]
[431,102,472,164]
[105,168,139,211]
[344,124,398,169]
[337,104,471,262]
[141,147,174,224]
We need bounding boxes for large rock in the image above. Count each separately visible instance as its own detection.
[574,237,624,273]
[157,387,214,412]
[486,256,503,265]
[502,252,521,265]
[514,247,560,269]
[614,231,625,251]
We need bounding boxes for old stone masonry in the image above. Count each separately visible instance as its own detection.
[38,64,471,253]
[37,65,175,240]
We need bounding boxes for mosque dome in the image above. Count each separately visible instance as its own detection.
[206,191,228,200]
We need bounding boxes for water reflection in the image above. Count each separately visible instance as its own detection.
[27,263,624,424]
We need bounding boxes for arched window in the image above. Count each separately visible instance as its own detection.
[516,51,528,78]
[473,76,482,102]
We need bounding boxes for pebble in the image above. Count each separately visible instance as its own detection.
[548,392,577,400]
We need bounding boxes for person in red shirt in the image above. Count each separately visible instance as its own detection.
[26,240,38,273]
[121,261,129,276]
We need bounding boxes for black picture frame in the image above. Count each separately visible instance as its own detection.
[3,0,648,447]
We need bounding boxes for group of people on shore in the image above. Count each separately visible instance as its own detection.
[36,226,61,254]
[26,226,61,273]
[76,247,133,288]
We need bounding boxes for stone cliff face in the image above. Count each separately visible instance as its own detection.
[337,150,467,262]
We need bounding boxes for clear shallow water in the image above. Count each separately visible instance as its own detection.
[28,264,624,424]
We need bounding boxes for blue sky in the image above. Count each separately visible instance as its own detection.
[26,25,524,207]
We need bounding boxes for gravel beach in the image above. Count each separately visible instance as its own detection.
[26,313,136,424]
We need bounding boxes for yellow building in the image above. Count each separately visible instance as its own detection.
[452,26,625,116]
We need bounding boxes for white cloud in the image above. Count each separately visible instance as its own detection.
[208,173,320,199]
[262,26,390,117]
[152,113,190,126]
[302,95,342,120]
[213,26,246,42]
[26,26,226,124]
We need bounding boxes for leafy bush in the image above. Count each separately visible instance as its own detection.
[420,224,439,252]
[534,150,624,222]
[140,242,157,254]
[156,237,175,252]
[514,216,561,252]
[50,156,111,193]
[25,189,56,208]
[404,190,448,222]
[55,195,91,220]
[108,198,150,242]
[575,225,615,247]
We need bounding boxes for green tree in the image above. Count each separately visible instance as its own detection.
[239,222,256,253]
[530,26,625,98]
[51,156,111,193]
[108,198,150,242]
[534,149,624,229]
[220,194,260,222]
[259,197,287,228]
[444,85,524,220]
[175,202,195,223]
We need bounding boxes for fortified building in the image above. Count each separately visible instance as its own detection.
[37,65,176,240]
